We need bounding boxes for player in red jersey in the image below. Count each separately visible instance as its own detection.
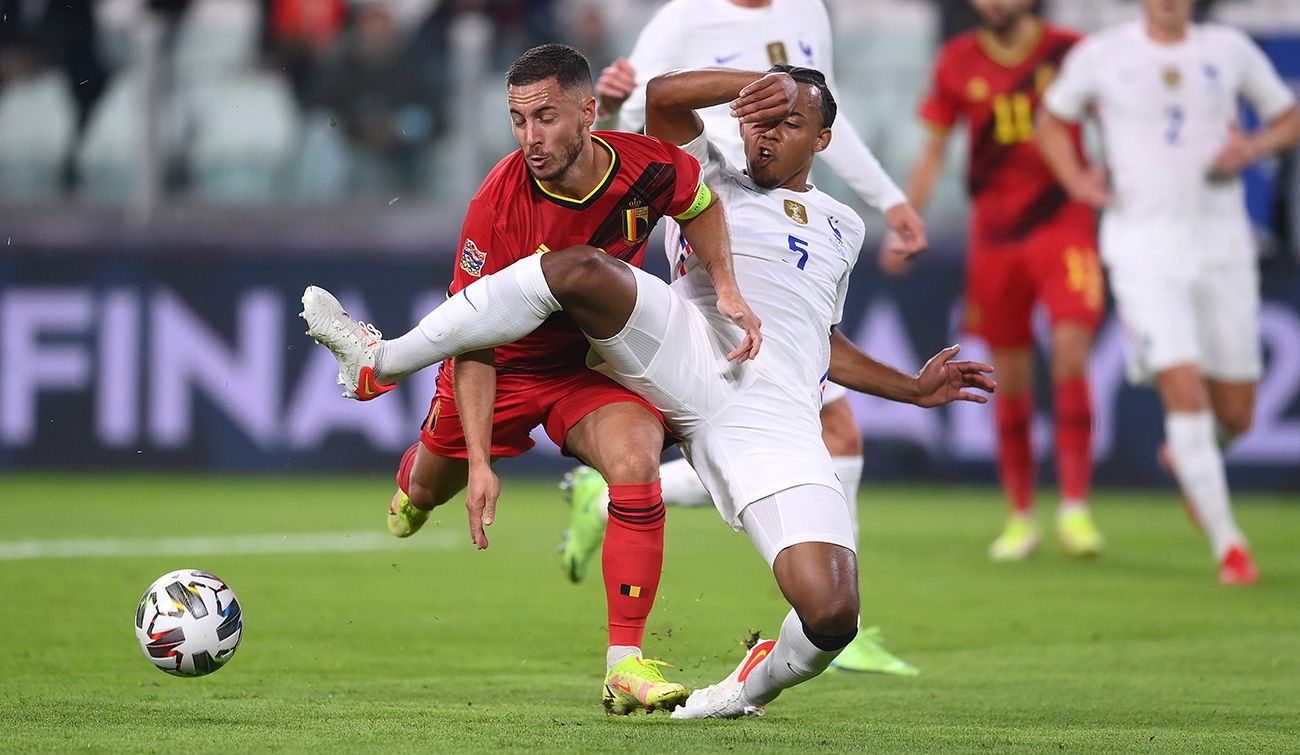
[882,0,1104,561]
[312,44,759,714]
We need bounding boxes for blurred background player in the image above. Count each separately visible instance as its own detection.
[365,44,743,714]
[1038,0,1300,584]
[558,0,928,677]
[883,0,1105,562]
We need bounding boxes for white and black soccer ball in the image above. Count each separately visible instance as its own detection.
[135,569,243,677]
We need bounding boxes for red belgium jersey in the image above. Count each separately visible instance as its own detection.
[447,131,702,375]
[920,22,1093,243]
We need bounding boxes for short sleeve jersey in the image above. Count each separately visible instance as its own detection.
[449,131,704,374]
[1044,21,1296,235]
[669,134,864,406]
[921,22,1093,242]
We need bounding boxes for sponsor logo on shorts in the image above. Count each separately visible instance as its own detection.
[459,239,487,277]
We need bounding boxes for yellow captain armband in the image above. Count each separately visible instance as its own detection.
[673,182,713,221]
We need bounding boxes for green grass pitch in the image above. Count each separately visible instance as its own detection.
[0,475,1296,752]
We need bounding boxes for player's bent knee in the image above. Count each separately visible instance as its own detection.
[798,592,860,639]
[600,449,661,485]
[541,245,617,299]
[1217,407,1253,438]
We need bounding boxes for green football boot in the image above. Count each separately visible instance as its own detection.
[831,626,920,676]
[559,466,609,583]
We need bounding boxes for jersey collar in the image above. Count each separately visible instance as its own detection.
[976,18,1044,69]
[530,134,620,210]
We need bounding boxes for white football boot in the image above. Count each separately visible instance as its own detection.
[300,286,395,401]
[671,639,774,720]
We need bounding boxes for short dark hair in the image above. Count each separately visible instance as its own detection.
[768,64,837,128]
[506,43,593,94]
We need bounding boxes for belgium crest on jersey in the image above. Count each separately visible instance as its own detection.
[623,203,650,243]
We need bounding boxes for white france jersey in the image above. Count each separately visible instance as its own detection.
[668,131,864,408]
[1044,21,1295,265]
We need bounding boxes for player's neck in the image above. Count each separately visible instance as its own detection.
[536,134,611,200]
[727,0,771,8]
[983,14,1039,51]
[1145,20,1189,45]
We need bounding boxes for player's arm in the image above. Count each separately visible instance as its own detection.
[600,2,686,132]
[880,126,950,275]
[804,4,925,254]
[676,191,763,362]
[1037,39,1110,207]
[1036,110,1109,208]
[828,329,994,408]
[645,68,797,147]
[454,349,499,550]
[1214,31,1300,177]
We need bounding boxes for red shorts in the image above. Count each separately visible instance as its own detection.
[419,366,662,459]
[964,217,1104,349]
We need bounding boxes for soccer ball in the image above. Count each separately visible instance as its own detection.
[134,569,243,677]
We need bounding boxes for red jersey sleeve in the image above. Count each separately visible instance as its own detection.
[918,44,961,131]
[649,137,704,218]
[448,197,503,295]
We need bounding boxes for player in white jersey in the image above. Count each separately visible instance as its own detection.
[1036,0,1300,585]
[564,0,927,675]
[301,66,993,716]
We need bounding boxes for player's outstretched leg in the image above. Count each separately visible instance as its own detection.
[674,487,859,719]
[302,246,639,397]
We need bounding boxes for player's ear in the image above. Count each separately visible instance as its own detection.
[580,93,597,129]
[812,126,832,154]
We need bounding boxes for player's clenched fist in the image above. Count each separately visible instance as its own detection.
[730,72,797,125]
[597,57,638,116]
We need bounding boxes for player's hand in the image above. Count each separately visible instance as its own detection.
[883,202,927,257]
[877,232,915,276]
[717,288,763,362]
[913,344,996,408]
[730,72,797,126]
[1067,166,1112,208]
[596,58,637,117]
[465,464,500,550]
[1209,125,1260,179]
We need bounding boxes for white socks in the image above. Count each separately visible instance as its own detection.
[376,255,560,382]
[607,645,641,671]
[1165,410,1245,559]
[741,609,843,706]
[832,454,864,540]
[658,457,714,508]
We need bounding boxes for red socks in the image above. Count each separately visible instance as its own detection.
[603,480,665,648]
[1054,378,1093,502]
[995,394,1035,514]
[395,442,420,494]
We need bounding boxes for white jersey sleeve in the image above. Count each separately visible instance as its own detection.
[1232,28,1296,120]
[1043,36,1101,122]
[616,0,689,134]
[802,2,907,211]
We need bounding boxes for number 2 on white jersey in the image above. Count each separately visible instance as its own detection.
[1163,104,1184,145]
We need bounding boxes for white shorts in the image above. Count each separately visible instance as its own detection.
[1106,258,1262,385]
[740,484,857,567]
[822,380,849,404]
[586,265,842,528]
